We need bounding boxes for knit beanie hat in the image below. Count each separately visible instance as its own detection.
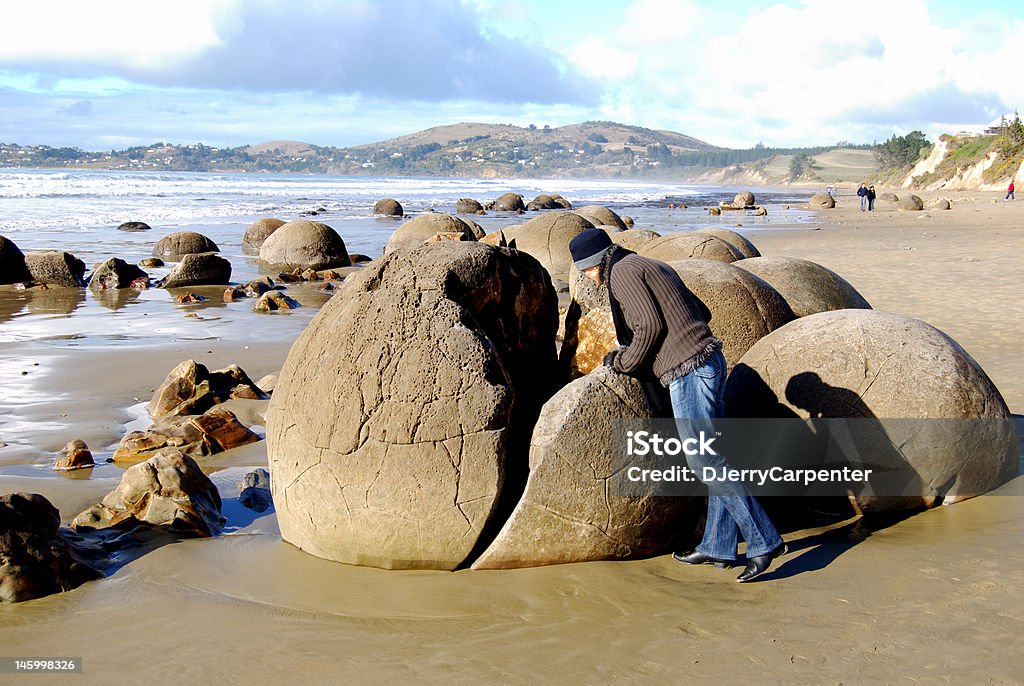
[569,228,613,271]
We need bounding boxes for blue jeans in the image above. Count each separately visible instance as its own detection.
[669,350,783,561]
[859,196,867,211]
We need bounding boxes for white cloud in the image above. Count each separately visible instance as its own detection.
[567,38,641,80]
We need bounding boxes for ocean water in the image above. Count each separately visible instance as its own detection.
[0,168,820,346]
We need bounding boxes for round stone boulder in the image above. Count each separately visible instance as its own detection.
[638,233,742,263]
[610,229,661,252]
[455,198,483,214]
[373,198,404,217]
[266,240,559,570]
[259,220,350,270]
[879,192,899,203]
[725,310,1018,509]
[153,231,219,258]
[157,253,232,288]
[526,194,572,211]
[732,256,871,318]
[513,211,595,276]
[694,228,760,258]
[0,235,32,284]
[667,260,795,370]
[24,250,87,287]
[573,205,627,231]
[242,218,286,253]
[933,198,951,210]
[89,257,148,290]
[472,366,700,569]
[117,221,152,232]
[462,217,486,240]
[491,192,525,212]
[808,193,837,209]
[898,194,925,211]
[384,213,477,254]
[734,191,756,207]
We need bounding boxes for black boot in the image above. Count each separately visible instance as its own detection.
[736,543,787,582]
[672,550,735,569]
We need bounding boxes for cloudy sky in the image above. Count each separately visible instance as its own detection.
[0,0,1019,151]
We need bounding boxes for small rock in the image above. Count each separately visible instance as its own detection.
[118,221,152,232]
[54,439,94,471]
[174,292,208,304]
[139,258,164,268]
[237,468,273,512]
[253,292,301,312]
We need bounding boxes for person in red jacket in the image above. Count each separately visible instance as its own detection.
[1007,180,1016,201]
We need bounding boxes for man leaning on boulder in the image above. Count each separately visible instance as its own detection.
[568,228,786,582]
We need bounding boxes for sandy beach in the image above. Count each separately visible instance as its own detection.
[1,187,1022,684]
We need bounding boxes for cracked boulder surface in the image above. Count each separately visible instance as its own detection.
[733,255,871,318]
[472,367,700,569]
[638,233,742,264]
[1,493,102,603]
[71,449,225,537]
[725,310,1017,509]
[267,241,558,570]
[512,211,595,277]
[383,213,478,254]
[693,228,761,259]
[667,259,795,372]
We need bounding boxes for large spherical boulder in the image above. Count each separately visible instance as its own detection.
[243,218,286,253]
[693,228,760,258]
[89,257,148,290]
[0,493,102,603]
[472,366,700,568]
[455,198,483,214]
[373,198,404,217]
[734,191,756,207]
[0,235,32,284]
[667,260,795,370]
[259,220,350,270]
[267,241,559,570]
[157,253,232,288]
[808,193,836,209]
[513,211,594,276]
[733,256,870,318]
[725,310,1017,508]
[879,192,899,203]
[462,217,486,240]
[384,213,477,254]
[491,192,525,212]
[24,250,87,287]
[610,229,661,252]
[153,231,219,258]
[933,198,951,210]
[638,233,742,263]
[526,194,572,211]
[898,194,924,211]
[573,205,627,231]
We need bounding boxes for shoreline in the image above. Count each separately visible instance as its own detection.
[1,187,1022,682]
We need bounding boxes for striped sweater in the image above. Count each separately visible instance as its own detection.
[605,250,721,385]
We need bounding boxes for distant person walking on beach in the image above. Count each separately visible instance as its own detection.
[1007,180,1015,201]
[857,183,868,211]
[569,228,786,583]
[867,185,877,211]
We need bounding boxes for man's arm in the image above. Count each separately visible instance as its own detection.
[609,266,664,374]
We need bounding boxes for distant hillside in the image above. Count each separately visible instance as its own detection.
[900,128,1024,191]
[0,120,880,182]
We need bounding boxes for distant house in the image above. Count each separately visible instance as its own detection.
[984,112,1019,135]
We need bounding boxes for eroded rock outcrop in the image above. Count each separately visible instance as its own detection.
[157,253,232,288]
[113,406,261,462]
[25,251,87,287]
[89,257,148,290]
[267,241,558,570]
[0,493,102,603]
[72,449,225,536]
[148,359,268,421]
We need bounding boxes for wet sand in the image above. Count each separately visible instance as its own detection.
[2,190,1023,684]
